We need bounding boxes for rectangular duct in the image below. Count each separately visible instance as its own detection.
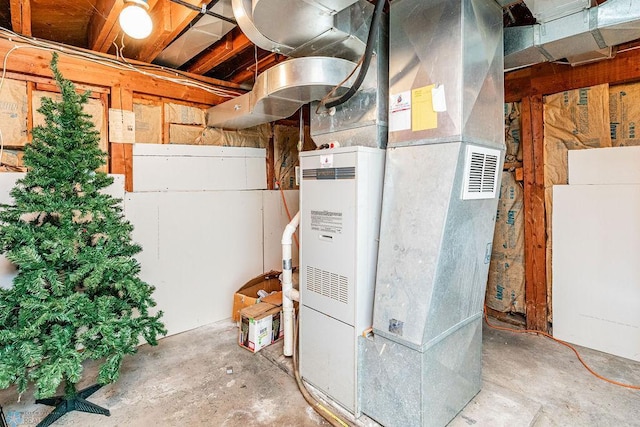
[359,0,504,425]
[154,0,236,68]
[505,0,640,69]
[386,0,504,148]
[207,0,388,150]
[310,7,388,149]
[524,0,590,23]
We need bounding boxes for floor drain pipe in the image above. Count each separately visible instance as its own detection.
[282,211,300,357]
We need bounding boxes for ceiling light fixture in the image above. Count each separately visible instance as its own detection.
[119,0,153,40]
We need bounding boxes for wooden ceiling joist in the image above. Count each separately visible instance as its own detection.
[133,0,202,63]
[9,0,31,37]
[88,0,125,53]
[0,37,243,105]
[505,42,640,101]
[186,28,253,75]
[230,52,284,84]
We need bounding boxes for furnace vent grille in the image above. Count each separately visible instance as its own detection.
[306,266,349,304]
[302,167,356,180]
[462,145,501,200]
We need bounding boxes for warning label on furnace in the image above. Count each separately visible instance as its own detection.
[311,210,343,234]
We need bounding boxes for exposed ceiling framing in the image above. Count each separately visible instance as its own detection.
[0,0,639,91]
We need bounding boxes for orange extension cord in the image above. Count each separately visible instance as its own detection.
[483,306,640,390]
[277,180,299,248]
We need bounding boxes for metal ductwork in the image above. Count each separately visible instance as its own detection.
[505,0,640,69]
[206,57,358,129]
[208,0,387,148]
[155,0,236,68]
[359,0,504,425]
[233,0,370,61]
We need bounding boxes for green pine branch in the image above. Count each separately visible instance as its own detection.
[0,52,166,400]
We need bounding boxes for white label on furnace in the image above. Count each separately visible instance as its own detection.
[311,210,343,234]
[389,91,411,132]
[320,154,333,168]
[432,84,447,112]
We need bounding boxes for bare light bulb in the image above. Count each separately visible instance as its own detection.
[119,0,153,40]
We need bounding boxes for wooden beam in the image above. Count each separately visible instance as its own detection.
[88,0,125,53]
[111,84,134,110]
[26,81,33,143]
[186,28,253,75]
[9,0,31,37]
[485,307,526,328]
[521,95,548,332]
[110,143,134,191]
[230,53,284,84]
[505,45,640,334]
[133,0,201,63]
[506,43,640,101]
[5,71,110,95]
[0,38,243,106]
[110,86,134,191]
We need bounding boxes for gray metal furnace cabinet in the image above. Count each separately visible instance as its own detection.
[299,146,385,416]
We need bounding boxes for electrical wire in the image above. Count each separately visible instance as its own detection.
[298,107,304,153]
[277,179,299,248]
[254,45,258,83]
[483,306,640,390]
[0,25,243,167]
[0,27,243,99]
[315,56,363,115]
[322,0,386,109]
[293,313,353,427]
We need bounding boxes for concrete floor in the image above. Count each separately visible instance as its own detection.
[1,318,639,427]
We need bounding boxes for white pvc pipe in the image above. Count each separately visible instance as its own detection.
[282,211,300,357]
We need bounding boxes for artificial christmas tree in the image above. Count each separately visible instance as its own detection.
[0,54,165,426]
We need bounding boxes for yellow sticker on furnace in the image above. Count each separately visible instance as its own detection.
[411,85,437,131]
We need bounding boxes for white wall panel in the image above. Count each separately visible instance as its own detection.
[0,173,20,289]
[132,144,266,192]
[569,146,640,185]
[125,190,264,337]
[0,173,21,205]
[553,184,640,361]
[1,167,292,337]
[263,190,299,272]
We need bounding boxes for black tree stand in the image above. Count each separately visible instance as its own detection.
[0,403,7,427]
[35,383,110,427]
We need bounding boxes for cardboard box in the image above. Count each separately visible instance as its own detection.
[232,270,281,322]
[238,302,283,353]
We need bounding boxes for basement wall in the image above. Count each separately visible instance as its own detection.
[0,166,300,337]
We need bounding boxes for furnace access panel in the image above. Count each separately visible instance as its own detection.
[299,146,385,414]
